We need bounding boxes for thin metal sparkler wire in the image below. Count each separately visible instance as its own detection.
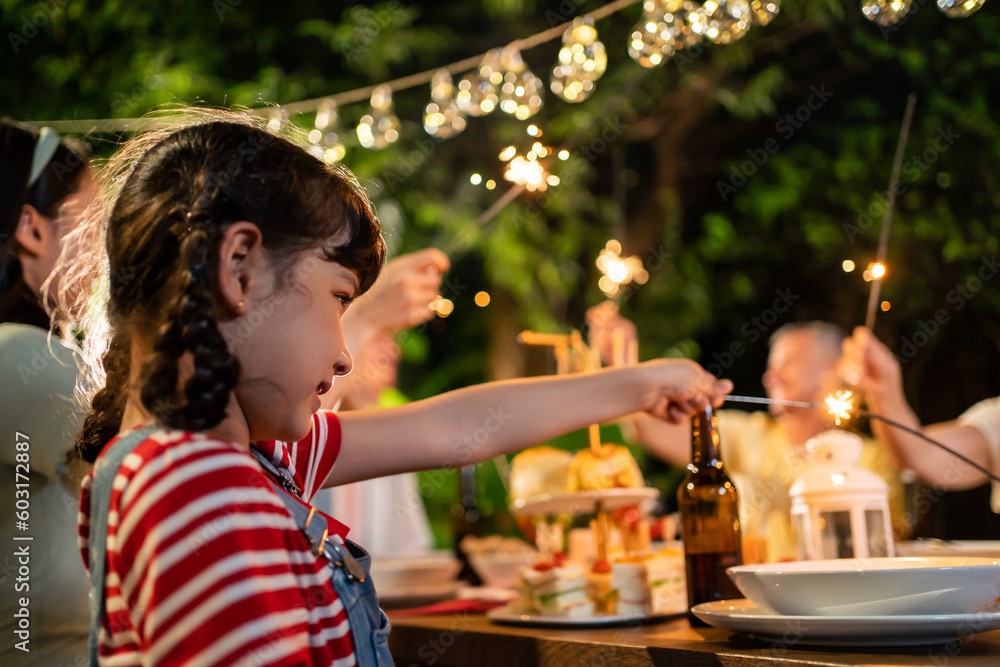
[724,394,1000,485]
[725,394,817,409]
[858,410,1000,485]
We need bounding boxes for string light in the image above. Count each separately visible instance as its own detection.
[881,300,891,311]
[314,98,346,163]
[699,0,752,44]
[937,0,985,17]
[456,49,502,117]
[475,291,491,306]
[551,16,608,103]
[498,47,545,120]
[424,69,468,138]
[357,85,400,149]
[861,0,913,27]
[267,107,286,133]
[749,0,780,24]
[628,0,677,68]
[842,260,856,272]
[665,0,707,49]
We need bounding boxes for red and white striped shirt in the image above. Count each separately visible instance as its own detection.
[79,411,357,666]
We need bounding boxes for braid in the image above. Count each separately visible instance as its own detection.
[140,224,239,431]
[75,330,131,463]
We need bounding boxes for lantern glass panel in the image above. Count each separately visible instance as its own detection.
[866,509,889,557]
[819,510,854,559]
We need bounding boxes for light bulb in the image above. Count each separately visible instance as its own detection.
[698,0,751,44]
[551,17,607,103]
[750,0,780,25]
[936,0,985,17]
[628,0,677,68]
[664,0,706,50]
[861,0,913,26]
[498,47,544,120]
[424,69,468,139]
[356,85,400,150]
[313,99,346,163]
[267,107,286,133]
[456,49,501,117]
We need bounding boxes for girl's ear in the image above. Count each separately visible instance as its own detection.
[217,221,264,314]
[14,204,52,257]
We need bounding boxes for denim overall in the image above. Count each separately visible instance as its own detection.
[87,425,393,666]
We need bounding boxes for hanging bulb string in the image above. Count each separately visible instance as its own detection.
[725,395,1000,485]
[30,0,642,134]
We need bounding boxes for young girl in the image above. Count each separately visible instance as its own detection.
[70,111,731,666]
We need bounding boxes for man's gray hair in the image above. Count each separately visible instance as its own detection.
[769,321,846,356]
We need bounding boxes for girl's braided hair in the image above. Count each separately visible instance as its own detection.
[64,110,384,462]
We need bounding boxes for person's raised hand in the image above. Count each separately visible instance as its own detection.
[349,248,450,334]
[838,326,903,408]
[637,359,733,423]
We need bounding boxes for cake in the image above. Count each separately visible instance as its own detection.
[567,444,644,492]
[510,446,573,505]
[610,549,686,616]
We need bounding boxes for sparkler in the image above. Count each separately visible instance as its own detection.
[864,94,917,330]
[726,392,1000,484]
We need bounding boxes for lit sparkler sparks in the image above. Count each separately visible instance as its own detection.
[825,390,854,426]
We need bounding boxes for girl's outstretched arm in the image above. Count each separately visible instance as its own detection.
[327,359,731,487]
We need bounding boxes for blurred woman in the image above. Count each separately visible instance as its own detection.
[0,119,96,666]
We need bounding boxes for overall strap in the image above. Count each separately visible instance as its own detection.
[249,447,366,583]
[87,425,158,667]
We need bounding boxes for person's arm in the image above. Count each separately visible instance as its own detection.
[840,326,990,489]
[326,359,731,486]
[320,248,449,410]
[626,412,691,466]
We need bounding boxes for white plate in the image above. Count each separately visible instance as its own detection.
[510,488,659,516]
[726,557,1000,617]
[377,580,464,604]
[691,599,1000,647]
[487,603,680,628]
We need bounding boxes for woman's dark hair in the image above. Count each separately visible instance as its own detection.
[74,114,385,462]
[1,118,88,325]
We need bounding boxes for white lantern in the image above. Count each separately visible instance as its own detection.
[790,430,894,561]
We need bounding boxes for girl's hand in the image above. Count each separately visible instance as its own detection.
[838,326,903,408]
[637,359,733,423]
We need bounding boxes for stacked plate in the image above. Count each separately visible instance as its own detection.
[692,557,1000,646]
[370,551,463,607]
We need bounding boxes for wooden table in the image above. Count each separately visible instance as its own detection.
[387,611,1000,666]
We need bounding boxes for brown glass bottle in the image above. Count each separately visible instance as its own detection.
[678,405,743,626]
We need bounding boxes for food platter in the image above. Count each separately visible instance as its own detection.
[509,487,658,516]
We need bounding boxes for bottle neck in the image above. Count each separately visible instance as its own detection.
[690,406,722,467]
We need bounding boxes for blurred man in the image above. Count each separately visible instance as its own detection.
[588,307,903,562]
